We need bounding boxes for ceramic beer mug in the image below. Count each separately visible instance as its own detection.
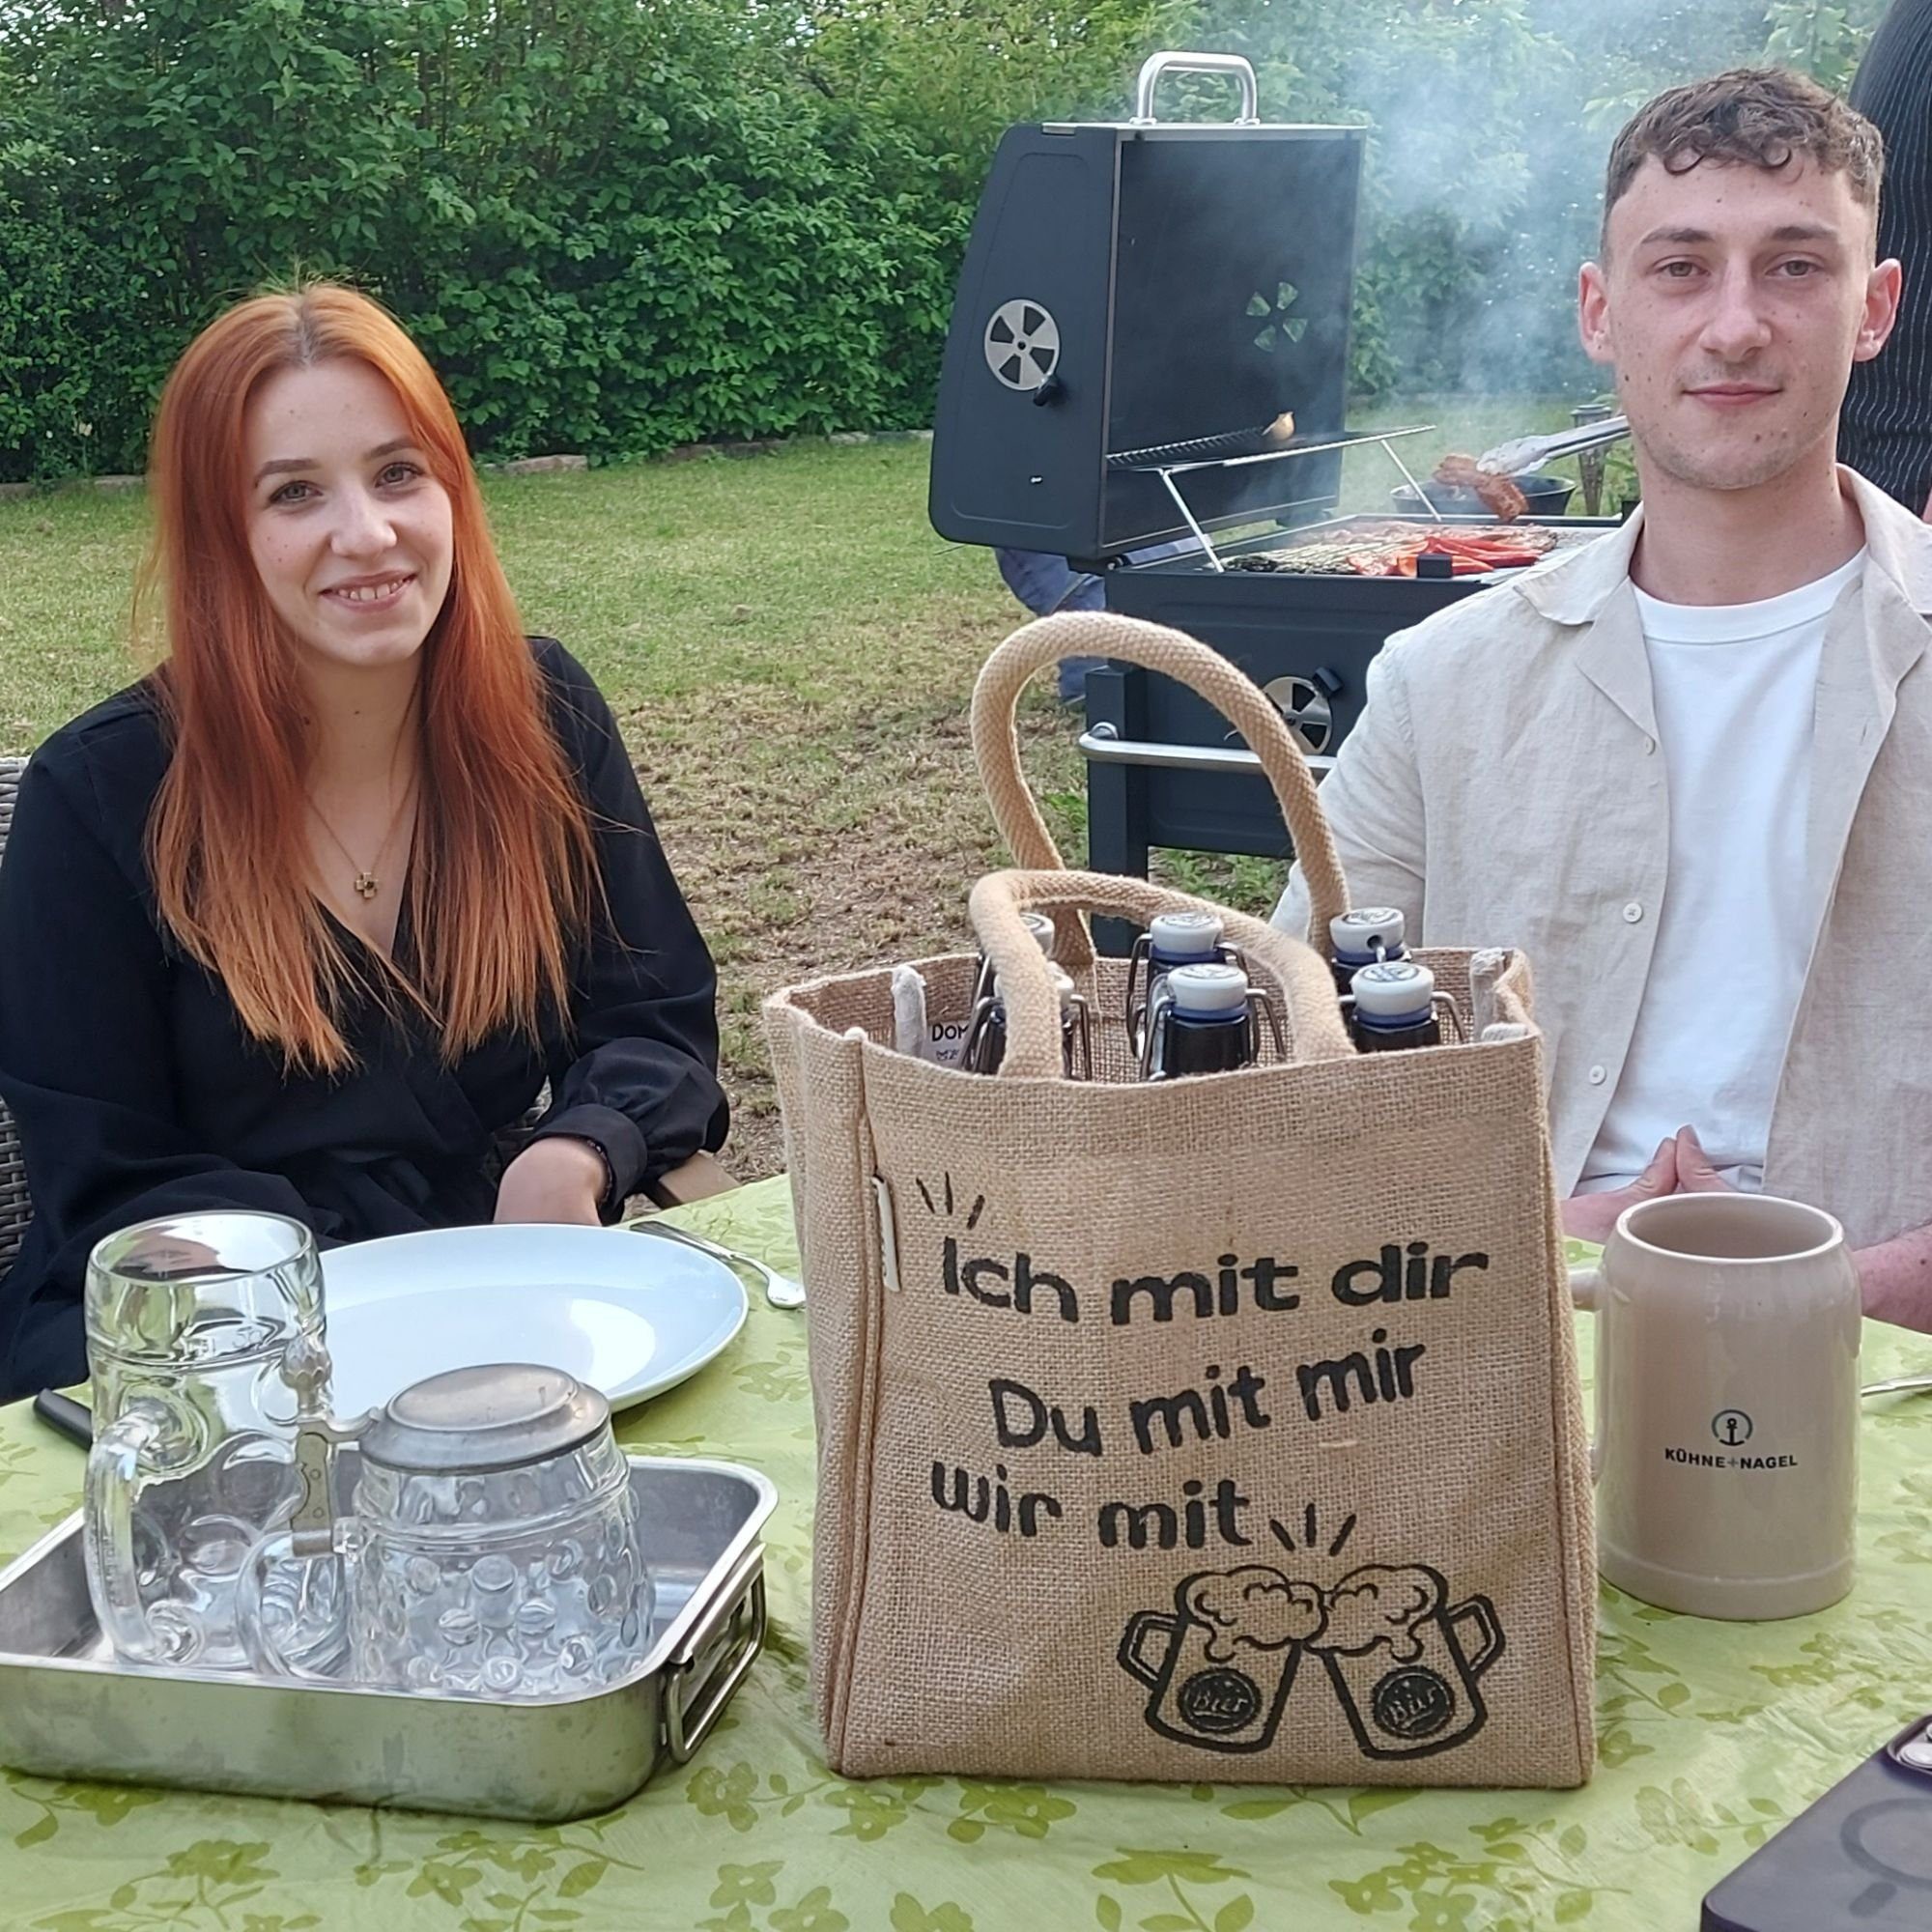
[1569,1192,1861,1620]
[239,1362,653,1698]
[84,1210,336,1669]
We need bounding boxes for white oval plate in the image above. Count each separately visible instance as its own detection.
[319,1224,748,1416]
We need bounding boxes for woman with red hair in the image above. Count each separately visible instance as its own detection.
[0,284,727,1398]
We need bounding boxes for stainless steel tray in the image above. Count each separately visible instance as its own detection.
[0,1455,775,1821]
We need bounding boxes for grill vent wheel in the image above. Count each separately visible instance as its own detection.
[1261,674,1334,754]
[983,299,1062,391]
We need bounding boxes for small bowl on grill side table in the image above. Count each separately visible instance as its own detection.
[1392,470,1577,519]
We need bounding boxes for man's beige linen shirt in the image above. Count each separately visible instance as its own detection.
[1275,469,1932,1248]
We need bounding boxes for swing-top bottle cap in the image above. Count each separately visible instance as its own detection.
[1046,962,1078,1011]
[1149,911,1225,959]
[1165,962,1250,1017]
[1021,911,1057,955]
[1330,906,1406,956]
[1350,958,1435,1020]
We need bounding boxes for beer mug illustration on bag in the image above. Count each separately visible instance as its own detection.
[1117,1565,1327,1752]
[1118,1559,1506,1760]
[1314,1564,1504,1760]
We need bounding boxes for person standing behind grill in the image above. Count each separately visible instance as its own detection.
[1841,0,1932,516]
[0,283,729,1401]
[1274,69,1932,1330]
[993,548,1105,701]
[993,536,1205,701]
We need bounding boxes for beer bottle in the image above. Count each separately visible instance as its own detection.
[1126,911,1230,1048]
[964,960,1092,1078]
[1328,907,1406,996]
[970,909,1057,1015]
[960,985,1009,1075]
[1149,910,1226,970]
[1144,963,1257,1080]
[1350,959,1441,1053]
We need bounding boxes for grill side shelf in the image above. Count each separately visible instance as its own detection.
[1079,724,1335,778]
[1106,423,1434,474]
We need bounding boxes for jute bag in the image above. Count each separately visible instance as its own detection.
[765,611,1596,1788]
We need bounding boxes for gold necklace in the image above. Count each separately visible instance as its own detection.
[307,783,417,903]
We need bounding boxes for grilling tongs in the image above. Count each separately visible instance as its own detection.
[1476,415,1630,477]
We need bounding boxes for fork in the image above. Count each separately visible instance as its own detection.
[1861,1373,1932,1399]
[633,1218,806,1309]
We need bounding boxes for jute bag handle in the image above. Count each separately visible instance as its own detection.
[969,609,1351,971]
[970,867,1355,1078]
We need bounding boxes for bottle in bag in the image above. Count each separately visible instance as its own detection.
[1350,959,1441,1053]
[1125,911,1231,1049]
[1328,906,1406,996]
[968,909,1057,1015]
[1143,962,1258,1080]
[963,960,1092,1078]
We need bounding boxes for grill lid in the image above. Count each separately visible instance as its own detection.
[929,53,1364,566]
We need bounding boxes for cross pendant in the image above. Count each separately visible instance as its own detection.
[354,870,380,902]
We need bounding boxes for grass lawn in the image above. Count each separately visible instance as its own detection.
[0,395,1612,1177]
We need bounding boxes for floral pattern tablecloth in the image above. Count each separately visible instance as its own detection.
[1,1180,1928,1932]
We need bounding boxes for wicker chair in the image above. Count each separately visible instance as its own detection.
[0,757,27,1270]
[0,750,729,1276]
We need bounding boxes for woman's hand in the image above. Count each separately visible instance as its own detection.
[495,1137,608,1226]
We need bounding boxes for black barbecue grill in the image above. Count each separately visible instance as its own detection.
[928,50,1617,949]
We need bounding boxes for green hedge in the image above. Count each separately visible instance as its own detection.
[0,0,1883,482]
[0,0,981,481]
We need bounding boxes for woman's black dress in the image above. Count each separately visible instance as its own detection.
[0,638,728,1399]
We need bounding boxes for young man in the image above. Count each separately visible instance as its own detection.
[1275,68,1932,1327]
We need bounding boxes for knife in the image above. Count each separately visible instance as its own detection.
[32,1389,93,1448]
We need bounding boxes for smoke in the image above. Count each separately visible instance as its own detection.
[1213,0,1878,397]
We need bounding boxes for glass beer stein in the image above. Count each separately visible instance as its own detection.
[241,1362,653,1698]
[84,1211,334,1670]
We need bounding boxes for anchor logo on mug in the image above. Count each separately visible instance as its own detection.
[1117,1561,1504,1760]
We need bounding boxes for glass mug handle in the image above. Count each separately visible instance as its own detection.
[234,1411,357,1681]
[84,1397,193,1662]
[1566,1263,1605,1482]
[235,1524,351,1682]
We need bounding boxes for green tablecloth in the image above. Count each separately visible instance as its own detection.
[2,1179,1928,1932]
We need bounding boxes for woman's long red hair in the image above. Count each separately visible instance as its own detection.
[142,284,595,1072]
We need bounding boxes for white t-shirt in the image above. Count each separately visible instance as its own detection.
[1577,551,1865,1194]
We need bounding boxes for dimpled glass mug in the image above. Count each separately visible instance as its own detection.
[84,1211,340,1670]
[240,1362,653,1698]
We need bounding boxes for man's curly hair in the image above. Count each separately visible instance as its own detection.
[1603,67,1884,255]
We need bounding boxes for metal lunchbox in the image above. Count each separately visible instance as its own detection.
[0,1455,775,1821]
